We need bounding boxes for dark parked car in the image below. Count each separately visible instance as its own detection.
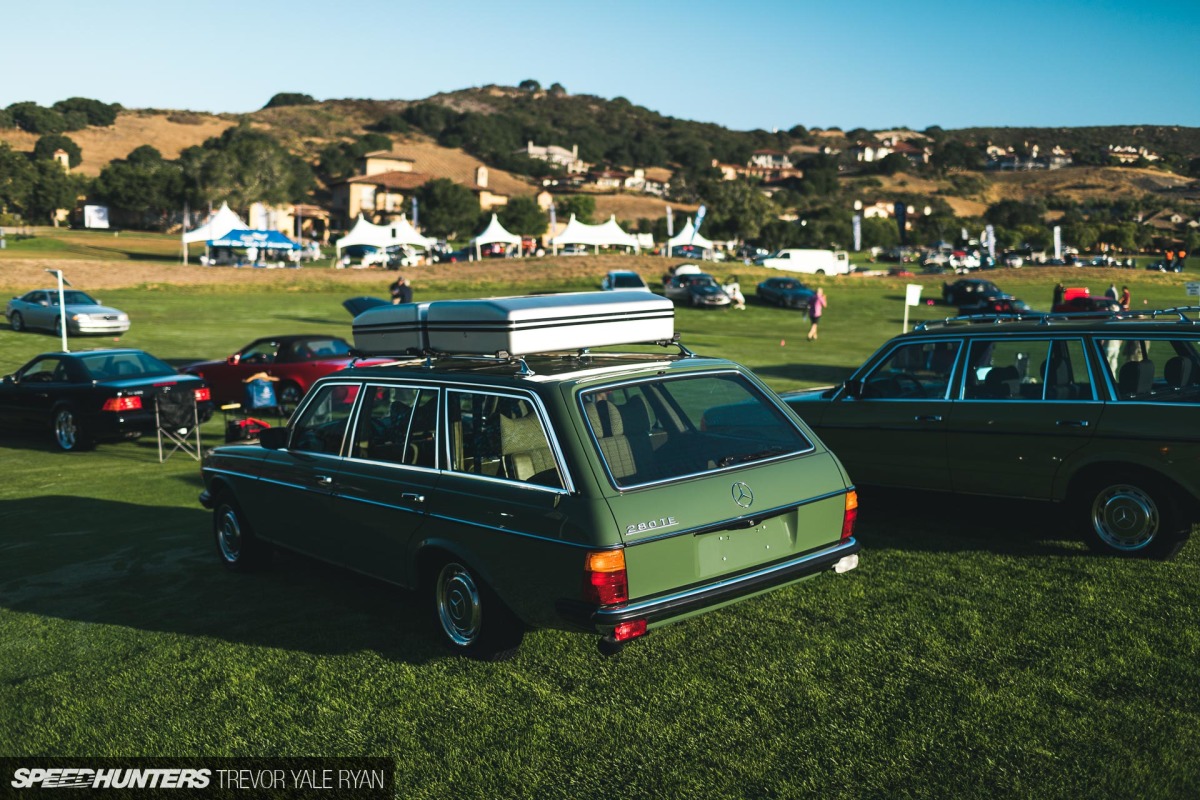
[958,296,1037,316]
[183,335,370,411]
[756,277,815,310]
[942,279,1004,306]
[0,349,213,451]
[783,310,1200,559]
[663,273,731,307]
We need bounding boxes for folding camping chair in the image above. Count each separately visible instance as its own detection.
[221,374,281,443]
[156,387,202,462]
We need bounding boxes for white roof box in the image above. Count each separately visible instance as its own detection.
[354,292,674,357]
[352,302,430,355]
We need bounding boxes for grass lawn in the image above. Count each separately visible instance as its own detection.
[1,259,1198,799]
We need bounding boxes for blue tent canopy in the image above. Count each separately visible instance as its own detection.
[208,229,299,250]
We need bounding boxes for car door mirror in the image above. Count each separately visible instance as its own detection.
[38,300,49,306]
[842,379,863,399]
[227,354,240,365]
[258,426,288,450]
[2,374,13,385]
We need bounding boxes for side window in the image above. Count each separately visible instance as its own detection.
[291,383,359,455]
[861,341,960,399]
[351,385,438,468]
[1102,338,1200,400]
[20,358,63,383]
[241,341,279,365]
[447,391,563,489]
[965,340,1052,400]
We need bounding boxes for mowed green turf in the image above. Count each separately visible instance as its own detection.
[1,270,1198,799]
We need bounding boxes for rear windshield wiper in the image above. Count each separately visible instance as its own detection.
[718,447,787,467]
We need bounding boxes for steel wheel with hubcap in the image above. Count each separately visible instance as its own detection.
[214,496,268,572]
[9,312,23,332]
[433,560,522,660]
[1084,474,1189,559]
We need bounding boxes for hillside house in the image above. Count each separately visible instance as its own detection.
[749,150,793,170]
[520,141,589,174]
[850,142,894,163]
[1108,145,1160,163]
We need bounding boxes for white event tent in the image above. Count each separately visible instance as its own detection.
[181,202,247,263]
[666,217,715,253]
[550,214,640,255]
[471,214,523,260]
[335,215,436,261]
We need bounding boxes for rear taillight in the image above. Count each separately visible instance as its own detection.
[841,489,858,540]
[583,549,628,605]
[612,619,647,642]
[194,387,211,402]
[101,396,142,412]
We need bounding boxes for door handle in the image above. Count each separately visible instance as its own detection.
[401,492,425,504]
[914,415,943,422]
[315,475,333,485]
[1056,419,1089,428]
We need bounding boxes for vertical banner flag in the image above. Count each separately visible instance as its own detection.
[412,197,419,229]
[852,214,862,252]
[894,202,907,245]
[549,202,557,235]
[665,205,674,256]
[691,204,707,244]
[903,283,923,332]
[985,225,996,259]
[1053,225,1062,261]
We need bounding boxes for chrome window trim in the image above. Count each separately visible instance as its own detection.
[1091,334,1200,403]
[287,379,364,457]
[955,336,1100,402]
[855,337,964,402]
[345,382,443,471]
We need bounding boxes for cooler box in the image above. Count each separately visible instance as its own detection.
[424,292,675,356]
[353,302,430,355]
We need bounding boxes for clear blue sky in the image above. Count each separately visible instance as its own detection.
[4,0,1198,131]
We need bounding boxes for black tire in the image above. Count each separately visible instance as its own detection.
[9,312,23,332]
[277,381,302,414]
[51,404,93,452]
[1079,472,1190,560]
[213,494,270,572]
[815,269,826,275]
[431,560,523,661]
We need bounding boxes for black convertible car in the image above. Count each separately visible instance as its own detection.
[0,349,214,451]
[756,277,815,310]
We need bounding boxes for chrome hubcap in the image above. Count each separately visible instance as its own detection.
[1092,484,1158,551]
[436,563,481,646]
[217,507,242,562]
[54,410,77,449]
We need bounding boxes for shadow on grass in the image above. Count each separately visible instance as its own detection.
[273,315,346,326]
[854,486,1086,557]
[0,495,441,664]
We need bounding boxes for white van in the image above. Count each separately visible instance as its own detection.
[757,249,851,275]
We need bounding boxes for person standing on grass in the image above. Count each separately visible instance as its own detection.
[807,287,826,341]
[1120,285,1131,311]
[390,275,413,305]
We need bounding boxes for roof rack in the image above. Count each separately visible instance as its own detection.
[914,306,1200,331]
[348,335,693,378]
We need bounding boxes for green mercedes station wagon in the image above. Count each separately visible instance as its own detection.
[784,308,1200,560]
[200,293,860,658]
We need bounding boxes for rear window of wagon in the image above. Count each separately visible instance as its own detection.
[581,372,814,488]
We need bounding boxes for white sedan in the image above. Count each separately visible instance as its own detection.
[6,289,130,335]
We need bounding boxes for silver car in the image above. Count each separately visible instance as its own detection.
[6,289,131,335]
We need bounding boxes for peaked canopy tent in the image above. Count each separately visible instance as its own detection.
[550,214,641,255]
[182,202,247,264]
[471,214,523,260]
[666,218,715,254]
[335,215,436,260]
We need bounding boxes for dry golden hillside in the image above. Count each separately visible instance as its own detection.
[984,166,1192,203]
[0,110,235,177]
[593,195,699,223]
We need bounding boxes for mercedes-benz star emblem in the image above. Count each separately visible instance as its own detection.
[732,482,754,508]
